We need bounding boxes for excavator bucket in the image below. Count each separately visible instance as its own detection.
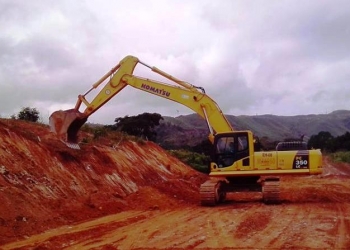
[49,109,87,149]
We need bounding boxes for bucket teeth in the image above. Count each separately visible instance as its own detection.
[61,140,80,150]
[63,141,81,150]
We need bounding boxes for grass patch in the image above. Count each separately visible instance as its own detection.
[80,124,147,145]
[330,151,350,163]
[168,149,209,173]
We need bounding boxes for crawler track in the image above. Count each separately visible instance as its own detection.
[200,180,225,206]
[262,178,281,204]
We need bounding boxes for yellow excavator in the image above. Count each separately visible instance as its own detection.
[50,55,323,206]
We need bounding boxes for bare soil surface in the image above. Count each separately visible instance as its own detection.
[1,119,350,249]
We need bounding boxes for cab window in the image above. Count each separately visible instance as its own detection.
[238,135,248,151]
[216,137,235,154]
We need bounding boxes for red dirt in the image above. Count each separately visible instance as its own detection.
[1,119,350,249]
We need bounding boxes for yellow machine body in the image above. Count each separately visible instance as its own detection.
[49,55,323,205]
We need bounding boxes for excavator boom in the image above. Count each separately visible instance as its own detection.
[49,55,233,147]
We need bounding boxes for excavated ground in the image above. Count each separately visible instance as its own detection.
[1,119,350,249]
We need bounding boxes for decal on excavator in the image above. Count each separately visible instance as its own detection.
[293,153,309,169]
[141,83,170,97]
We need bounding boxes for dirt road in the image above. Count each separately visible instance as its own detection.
[3,162,350,250]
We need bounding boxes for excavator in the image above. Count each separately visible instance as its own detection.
[49,55,323,206]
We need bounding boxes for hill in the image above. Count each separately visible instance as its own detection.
[0,119,206,245]
[157,110,350,147]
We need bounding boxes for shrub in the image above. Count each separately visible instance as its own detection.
[15,107,40,122]
[168,149,209,173]
[331,151,350,163]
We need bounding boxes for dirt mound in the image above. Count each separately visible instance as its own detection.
[0,119,207,244]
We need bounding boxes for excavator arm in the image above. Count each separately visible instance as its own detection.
[50,55,323,206]
[49,55,233,147]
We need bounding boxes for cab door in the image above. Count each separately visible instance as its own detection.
[235,133,250,168]
[213,132,251,170]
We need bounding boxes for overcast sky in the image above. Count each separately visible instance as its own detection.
[1,0,349,124]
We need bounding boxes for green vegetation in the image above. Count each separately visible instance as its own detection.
[12,107,40,122]
[330,151,350,163]
[80,124,143,145]
[80,124,211,173]
[168,149,210,173]
[308,131,350,152]
[109,113,163,142]
[308,131,350,164]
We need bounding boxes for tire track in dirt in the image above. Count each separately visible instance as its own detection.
[236,204,294,248]
[334,203,350,249]
[115,205,250,249]
[78,204,258,249]
[67,208,205,249]
[74,210,181,249]
[268,202,350,249]
[194,204,254,248]
[272,205,313,249]
[324,182,350,203]
[303,202,350,249]
[2,202,350,249]
[140,208,207,248]
[1,211,152,250]
[233,205,272,239]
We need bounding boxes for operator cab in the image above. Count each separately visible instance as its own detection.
[212,132,250,168]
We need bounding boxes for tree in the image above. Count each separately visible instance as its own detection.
[113,113,163,141]
[308,131,350,152]
[307,131,334,151]
[16,107,40,122]
[192,139,212,156]
[333,131,350,151]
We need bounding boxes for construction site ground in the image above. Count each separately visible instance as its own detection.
[0,119,350,249]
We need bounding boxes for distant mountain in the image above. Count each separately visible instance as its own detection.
[156,110,350,148]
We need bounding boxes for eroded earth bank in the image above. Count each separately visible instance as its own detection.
[1,119,350,249]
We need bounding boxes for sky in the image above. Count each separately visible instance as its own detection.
[1,0,350,125]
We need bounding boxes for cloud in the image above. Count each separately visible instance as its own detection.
[1,0,350,124]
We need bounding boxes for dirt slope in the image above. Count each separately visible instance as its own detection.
[0,119,206,245]
[1,119,350,249]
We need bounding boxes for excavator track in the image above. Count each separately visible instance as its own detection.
[200,179,225,206]
[262,178,280,204]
